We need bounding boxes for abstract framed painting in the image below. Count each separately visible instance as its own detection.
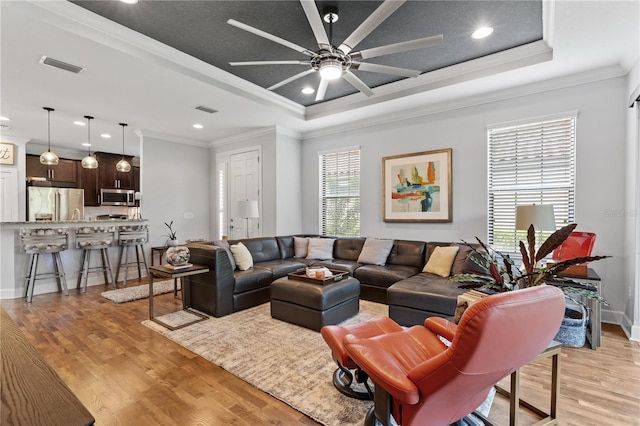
[383,148,452,222]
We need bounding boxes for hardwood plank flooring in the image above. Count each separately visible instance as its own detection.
[2,279,639,425]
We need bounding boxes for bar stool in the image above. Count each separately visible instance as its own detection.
[75,226,116,292]
[115,225,149,287]
[21,227,69,303]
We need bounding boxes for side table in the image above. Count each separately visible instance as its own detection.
[149,264,210,330]
[495,340,561,426]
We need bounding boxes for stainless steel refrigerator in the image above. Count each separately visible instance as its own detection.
[27,187,85,221]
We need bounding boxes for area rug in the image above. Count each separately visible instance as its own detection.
[143,301,493,425]
[101,280,177,303]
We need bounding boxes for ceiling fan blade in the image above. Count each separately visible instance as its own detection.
[268,69,316,91]
[343,71,375,97]
[338,0,406,54]
[354,35,444,60]
[300,0,331,50]
[228,19,314,57]
[353,62,420,78]
[315,78,329,101]
[230,60,309,66]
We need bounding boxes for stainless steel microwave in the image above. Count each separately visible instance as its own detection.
[100,188,135,206]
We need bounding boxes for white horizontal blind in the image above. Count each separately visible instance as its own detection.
[320,149,360,237]
[488,116,576,252]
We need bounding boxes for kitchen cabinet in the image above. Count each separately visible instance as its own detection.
[96,152,134,189]
[132,166,140,192]
[77,163,99,206]
[26,155,77,183]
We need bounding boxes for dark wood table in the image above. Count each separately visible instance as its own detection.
[148,264,210,330]
[1,307,95,426]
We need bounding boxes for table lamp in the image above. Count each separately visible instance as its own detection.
[238,200,259,238]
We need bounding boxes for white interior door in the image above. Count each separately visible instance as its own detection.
[0,168,19,222]
[229,150,261,239]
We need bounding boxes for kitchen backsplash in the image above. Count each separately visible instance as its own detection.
[85,206,136,220]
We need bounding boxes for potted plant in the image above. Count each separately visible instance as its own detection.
[448,223,610,346]
[164,220,178,247]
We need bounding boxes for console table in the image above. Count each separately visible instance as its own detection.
[1,308,95,426]
[148,264,210,330]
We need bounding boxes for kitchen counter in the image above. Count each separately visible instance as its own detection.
[0,219,148,300]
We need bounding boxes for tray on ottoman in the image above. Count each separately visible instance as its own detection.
[288,269,348,284]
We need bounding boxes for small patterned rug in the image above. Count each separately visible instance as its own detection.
[101,280,178,303]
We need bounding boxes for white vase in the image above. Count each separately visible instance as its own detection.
[167,239,179,247]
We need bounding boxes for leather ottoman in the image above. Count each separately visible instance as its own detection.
[270,276,360,331]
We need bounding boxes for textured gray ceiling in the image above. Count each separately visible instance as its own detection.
[71,0,542,106]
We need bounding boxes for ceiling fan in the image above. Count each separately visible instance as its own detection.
[228,0,443,102]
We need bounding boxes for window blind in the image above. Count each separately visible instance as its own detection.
[320,149,360,237]
[488,116,576,252]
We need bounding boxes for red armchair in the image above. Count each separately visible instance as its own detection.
[344,285,565,426]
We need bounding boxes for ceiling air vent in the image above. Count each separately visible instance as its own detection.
[195,105,218,114]
[39,56,85,74]
[0,124,11,130]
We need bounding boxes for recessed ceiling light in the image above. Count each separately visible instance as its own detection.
[0,116,10,121]
[301,87,315,95]
[472,27,494,39]
[74,121,85,126]
[193,124,204,129]
[100,133,111,139]
[120,0,138,4]
[82,143,91,147]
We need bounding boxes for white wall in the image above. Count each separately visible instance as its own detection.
[302,76,629,324]
[275,129,302,235]
[142,135,210,249]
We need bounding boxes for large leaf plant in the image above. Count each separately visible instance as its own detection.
[448,223,610,305]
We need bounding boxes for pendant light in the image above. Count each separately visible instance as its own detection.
[115,123,131,172]
[81,115,98,169]
[39,107,59,165]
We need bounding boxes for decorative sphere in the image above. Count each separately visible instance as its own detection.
[166,246,190,266]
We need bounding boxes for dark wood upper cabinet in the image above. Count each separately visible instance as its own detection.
[77,162,99,206]
[95,152,135,189]
[26,155,77,184]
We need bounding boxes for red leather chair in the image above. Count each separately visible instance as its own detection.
[344,286,565,426]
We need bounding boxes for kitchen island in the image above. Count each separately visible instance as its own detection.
[0,219,147,300]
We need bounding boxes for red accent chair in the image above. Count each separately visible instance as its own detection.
[321,317,403,400]
[344,286,565,426]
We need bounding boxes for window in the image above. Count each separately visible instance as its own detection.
[320,148,360,237]
[488,114,576,253]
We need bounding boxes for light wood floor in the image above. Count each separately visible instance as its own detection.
[2,278,639,426]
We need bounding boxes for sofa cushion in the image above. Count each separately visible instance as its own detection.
[214,240,236,270]
[450,244,473,275]
[462,251,491,276]
[422,245,459,277]
[313,259,362,274]
[334,238,366,261]
[276,236,295,259]
[354,264,421,288]
[233,268,273,294]
[254,259,306,279]
[294,237,309,258]
[386,240,426,268]
[230,242,253,271]
[306,238,335,260]
[235,237,282,263]
[388,273,468,316]
[357,238,394,266]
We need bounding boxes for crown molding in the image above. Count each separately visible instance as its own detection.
[137,129,211,148]
[210,127,278,148]
[302,64,626,141]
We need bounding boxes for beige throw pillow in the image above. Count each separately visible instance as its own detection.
[423,245,459,277]
[294,237,310,258]
[230,242,253,271]
[357,238,394,265]
[306,238,335,260]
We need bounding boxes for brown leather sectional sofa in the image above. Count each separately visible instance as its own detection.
[184,236,477,326]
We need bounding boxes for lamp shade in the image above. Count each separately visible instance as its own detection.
[516,204,556,231]
[237,200,259,218]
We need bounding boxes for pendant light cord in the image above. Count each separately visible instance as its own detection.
[84,115,94,156]
[47,109,51,152]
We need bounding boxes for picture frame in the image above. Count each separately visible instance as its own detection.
[383,148,452,222]
[0,143,15,165]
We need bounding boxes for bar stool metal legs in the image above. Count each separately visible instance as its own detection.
[115,225,149,287]
[21,228,69,303]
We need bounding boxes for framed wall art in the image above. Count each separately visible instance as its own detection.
[383,148,452,222]
[0,143,15,165]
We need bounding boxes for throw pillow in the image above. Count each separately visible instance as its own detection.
[230,242,253,271]
[357,238,394,265]
[214,240,236,270]
[294,236,310,258]
[423,245,459,277]
[306,238,336,260]
[450,244,473,276]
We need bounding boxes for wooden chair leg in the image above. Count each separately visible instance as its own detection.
[54,252,68,296]
[102,248,116,288]
[26,253,39,303]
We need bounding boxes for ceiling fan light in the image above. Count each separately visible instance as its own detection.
[319,61,342,80]
[81,155,98,169]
